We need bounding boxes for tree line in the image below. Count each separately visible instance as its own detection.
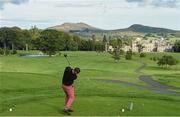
[0,26,179,56]
[0,26,105,56]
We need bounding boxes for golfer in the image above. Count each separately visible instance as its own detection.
[62,66,80,114]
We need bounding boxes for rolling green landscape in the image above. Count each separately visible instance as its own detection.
[0,51,180,116]
[1,0,180,116]
[0,22,180,116]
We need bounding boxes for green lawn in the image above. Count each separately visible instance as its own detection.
[0,51,180,116]
[142,52,180,88]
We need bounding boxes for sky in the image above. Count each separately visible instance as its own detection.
[0,0,180,30]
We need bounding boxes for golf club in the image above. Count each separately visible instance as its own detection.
[64,53,71,66]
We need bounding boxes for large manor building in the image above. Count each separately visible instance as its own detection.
[107,37,172,52]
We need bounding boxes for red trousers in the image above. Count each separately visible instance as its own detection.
[62,84,75,109]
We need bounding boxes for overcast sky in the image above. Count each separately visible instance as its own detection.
[0,0,180,30]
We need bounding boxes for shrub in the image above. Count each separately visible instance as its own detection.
[140,53,146,58]
[11,50,17,54]
[157,55,178,68]
[0,48,3,55]
[4,49,10,55]
[120,49,125,55]
[125,49,132,60]
[153,57,157,61]
[125,53,132,60]
[132,52,136,55]
[18,53,30,57]
[111,48,120,62]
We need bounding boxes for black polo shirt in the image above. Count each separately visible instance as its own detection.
[62,66,77,86]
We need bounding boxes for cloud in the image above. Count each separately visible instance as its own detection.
[0,0,29,10]
[152,0,179,8]
[55,1,103,8]
[126,0,180,8]
[0,18,55,23]
[56,3,96,8]
[1,0,179,30]
[126,0,144,2]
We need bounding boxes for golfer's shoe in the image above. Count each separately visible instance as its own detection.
[68,108,74,112]
[63,109,71,115]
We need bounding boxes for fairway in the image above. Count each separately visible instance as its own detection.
[0,51,180,116]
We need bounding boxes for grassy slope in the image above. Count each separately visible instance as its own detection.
[0,51,180,116]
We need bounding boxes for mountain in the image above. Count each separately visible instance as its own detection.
[49,22,180,34]
[115,24,179,33]
[48,22,102,32]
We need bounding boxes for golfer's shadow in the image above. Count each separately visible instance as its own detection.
[40,102,66,115]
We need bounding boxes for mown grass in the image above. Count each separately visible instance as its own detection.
[142,52,180,88]
[0,51,180,116]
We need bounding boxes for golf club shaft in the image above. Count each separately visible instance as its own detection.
[65,57,71,66]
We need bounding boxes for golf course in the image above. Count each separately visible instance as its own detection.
[0,51,180,116]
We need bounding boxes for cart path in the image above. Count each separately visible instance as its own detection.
[91,62,180,95]
[136,62,180,90]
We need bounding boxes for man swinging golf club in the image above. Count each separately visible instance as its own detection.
[62,54,80,115]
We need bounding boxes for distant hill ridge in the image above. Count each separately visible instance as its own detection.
[49,22,102,32]
[124,24,179,33]
[49,22,180,33]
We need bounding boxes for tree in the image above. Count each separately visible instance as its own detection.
[173,41,180,52]
[109,39,118,47]
[73,35,81,50]
[111,47,120,62]
[29,26,41,40]
[92,34,96,41]
[95,41,104,53]
[157,55,178,68]
[88,39,95,51]
[103,35,108,52]
[62,32,73,51]
[79,40,88,51]
[125,49,132,60]
[109,38,124,61]
[29,26,41,49]
[0,27,21,55]
[103,35,107,43]
[9,27,19,51]
[136,43,144,53]
[90,35,97,51]
[153,42,158,52]
[68,40,78,51]
[20,29,31,51]
[35,29,60,57]
[168,56,178,67]
[0,27,9,51]
[140,53,146,58]
[123,36,133,47]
